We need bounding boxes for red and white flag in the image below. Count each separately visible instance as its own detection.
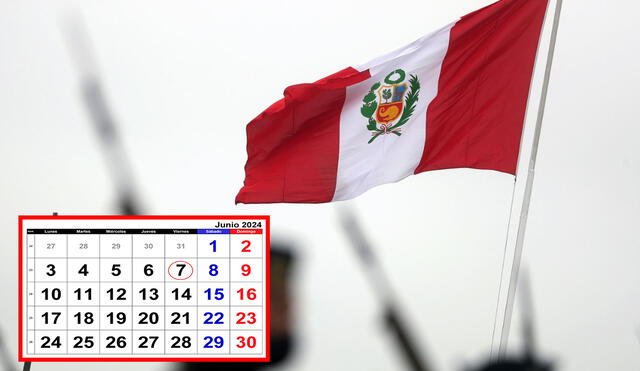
[236,0,548,204]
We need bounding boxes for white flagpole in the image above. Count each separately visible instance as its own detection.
[490,0,564,360]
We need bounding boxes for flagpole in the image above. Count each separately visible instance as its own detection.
[490,0,564,360]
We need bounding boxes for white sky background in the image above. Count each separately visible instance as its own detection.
[1,0,639,370]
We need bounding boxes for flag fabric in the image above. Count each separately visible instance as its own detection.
[236,0,549,204]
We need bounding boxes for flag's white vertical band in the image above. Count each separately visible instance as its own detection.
[332,23,455,201]
[354,21,459,74]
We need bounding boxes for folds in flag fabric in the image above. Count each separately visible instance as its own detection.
[236,0,549,204]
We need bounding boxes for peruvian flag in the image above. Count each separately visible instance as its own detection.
[236,0,548,204]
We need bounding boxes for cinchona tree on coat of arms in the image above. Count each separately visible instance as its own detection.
[360,69,420,144]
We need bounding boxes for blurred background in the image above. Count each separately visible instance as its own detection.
[1,0,639,370]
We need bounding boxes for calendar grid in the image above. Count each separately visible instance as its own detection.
[20,216,269,362]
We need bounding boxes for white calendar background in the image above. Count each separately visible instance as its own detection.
[19,216,270,362]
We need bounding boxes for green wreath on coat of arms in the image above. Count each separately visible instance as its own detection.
[360,69,420,144]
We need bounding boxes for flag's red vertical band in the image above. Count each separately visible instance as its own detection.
[416,0,549,175]
[236,67,370,203]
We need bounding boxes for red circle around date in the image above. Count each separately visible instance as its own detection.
[167,260,194,280]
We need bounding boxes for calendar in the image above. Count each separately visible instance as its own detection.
[18,215,270,362]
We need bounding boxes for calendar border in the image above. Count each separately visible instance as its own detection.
[18,215,271,363]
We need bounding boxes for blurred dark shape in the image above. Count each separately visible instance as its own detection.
[181,244,296,371]
[337,206,433,371]
[268,246,295,364]
[469,357,552,371]
[517,270,536,360]
[468,270,553,371]
[62,15,143,215]
[82,78,142,215]
[116,192,141,215]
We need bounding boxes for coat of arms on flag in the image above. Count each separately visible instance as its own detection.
[360,69,420,143]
